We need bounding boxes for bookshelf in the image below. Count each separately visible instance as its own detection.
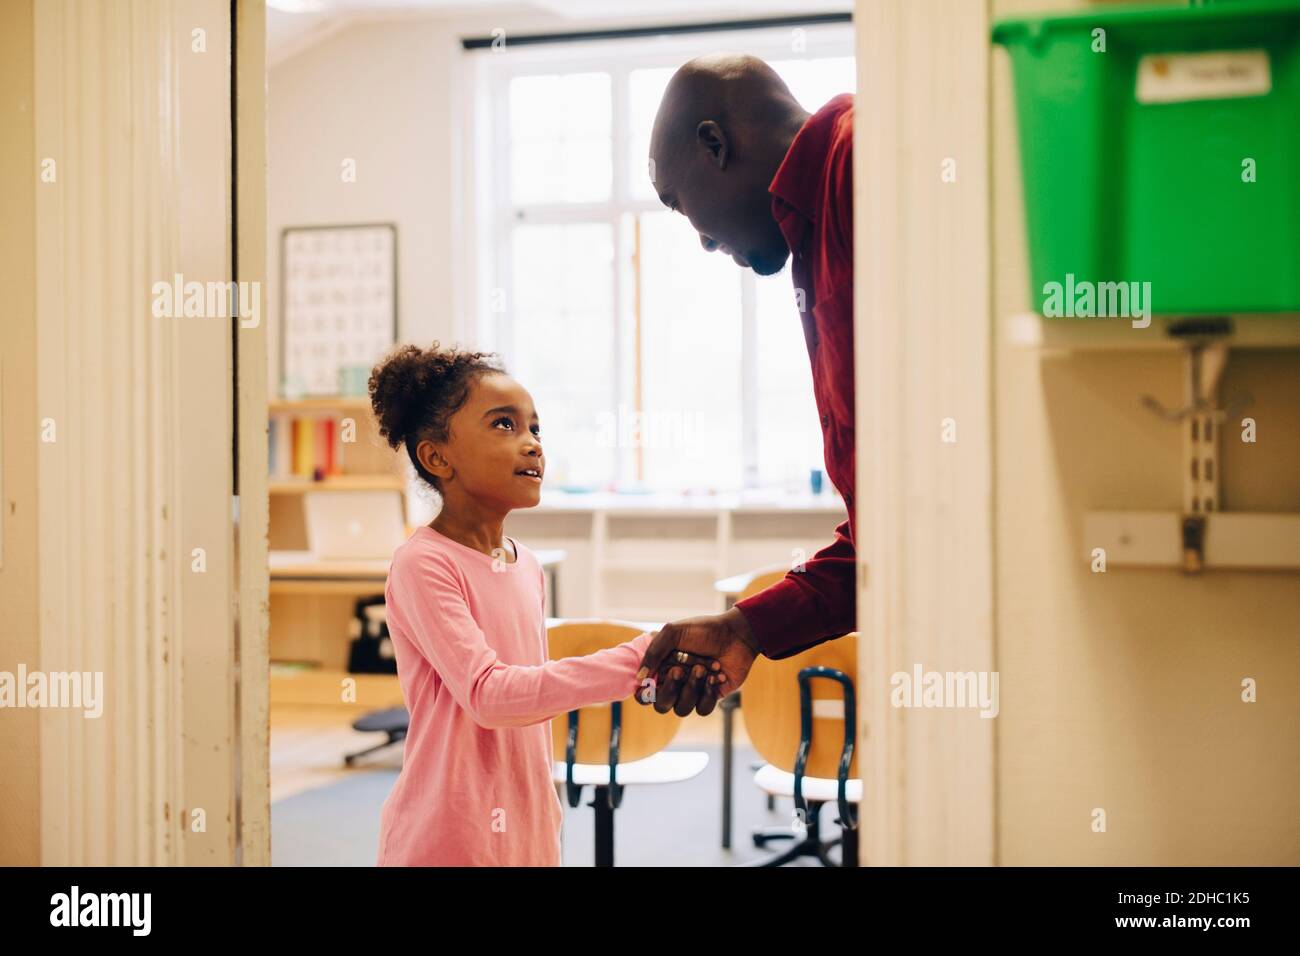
[268,396,406,684]
[267,396,405,553]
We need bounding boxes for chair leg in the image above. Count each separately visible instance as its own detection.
[591,785,615,867]
[748,761,776,813]
[840,821,860,867]
[721,695,736,849]
[815,836,848,867]
[342,730,405,767]
[746,838,810,868]
[747,801,831,866]
[752,826,797,848]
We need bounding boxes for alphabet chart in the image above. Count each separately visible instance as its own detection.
[281,224,397,396]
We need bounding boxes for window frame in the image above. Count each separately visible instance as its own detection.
[467,23,855,491]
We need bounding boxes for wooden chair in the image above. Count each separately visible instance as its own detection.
[741,632,860,866]
[547,620,709,867]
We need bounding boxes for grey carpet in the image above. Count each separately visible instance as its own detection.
[271,743,847,867]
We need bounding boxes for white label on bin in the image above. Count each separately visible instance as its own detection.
[812,699,845,720]
[1137,50,1271,104]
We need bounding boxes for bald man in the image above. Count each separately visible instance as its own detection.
[635,54,856,717]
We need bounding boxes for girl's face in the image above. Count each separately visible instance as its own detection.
[419,372,545,511]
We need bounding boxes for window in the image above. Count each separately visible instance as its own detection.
[473,26,855,494]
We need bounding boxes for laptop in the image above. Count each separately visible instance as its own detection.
[304,490,407,561]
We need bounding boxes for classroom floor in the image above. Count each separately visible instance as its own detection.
[269,701,738,802]
[270,704,847,866]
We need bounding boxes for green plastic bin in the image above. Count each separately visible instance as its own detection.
[993,0,1300,316]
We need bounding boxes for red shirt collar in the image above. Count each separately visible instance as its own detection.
[768,93,854,252]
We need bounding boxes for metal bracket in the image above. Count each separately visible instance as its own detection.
[1139,339,1252,573]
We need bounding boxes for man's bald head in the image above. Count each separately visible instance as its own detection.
[650,54,803,168]
[648,54,809,276]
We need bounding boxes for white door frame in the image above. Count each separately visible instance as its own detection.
[854,0,997,866]
[235,0,271,868]
[32,0,269,865]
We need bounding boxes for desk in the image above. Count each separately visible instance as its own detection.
[270,549,567,666]
[271,549,567,606]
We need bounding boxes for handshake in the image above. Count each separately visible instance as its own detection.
[633,606,762,717]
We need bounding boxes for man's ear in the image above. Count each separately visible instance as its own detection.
[696,120,729,169]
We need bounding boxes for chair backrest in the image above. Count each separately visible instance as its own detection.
[736,570,858,779]
[735,568,790,602]
[743,635,859,779]
[547,620,681,765]
[723,565,787,604]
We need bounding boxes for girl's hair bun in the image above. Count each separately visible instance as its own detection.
[368,342,505,489]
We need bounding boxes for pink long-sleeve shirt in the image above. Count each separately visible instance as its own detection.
[376,524,653,867]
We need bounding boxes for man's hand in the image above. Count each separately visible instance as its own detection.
[635,607,761,717]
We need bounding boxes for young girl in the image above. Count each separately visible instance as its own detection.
[369,343,718,866]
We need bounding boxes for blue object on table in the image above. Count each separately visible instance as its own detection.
[810,468,823,495]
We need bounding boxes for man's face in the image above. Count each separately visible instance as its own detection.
[649,148,790,277]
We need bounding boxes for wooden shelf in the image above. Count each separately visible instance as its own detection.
[1084,511,1300,570]
[603,556,721,572]
[269,395,372,414]
[269,475,404,495]
[522,490,846,515]
[268,398,408,666]
[1004,312,1300,351]
[270,665,404,709]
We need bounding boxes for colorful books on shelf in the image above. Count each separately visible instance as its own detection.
[269,414,341,480]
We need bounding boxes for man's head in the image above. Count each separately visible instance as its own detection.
[648,53,809,276]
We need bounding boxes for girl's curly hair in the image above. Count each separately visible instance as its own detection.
[368,342,506,492]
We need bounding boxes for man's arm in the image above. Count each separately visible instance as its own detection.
[634,526,855,713]
[733,518,856,659]
[738,104,858,659]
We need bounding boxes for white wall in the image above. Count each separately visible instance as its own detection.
[268,17,460,386]
[266,5,824,389]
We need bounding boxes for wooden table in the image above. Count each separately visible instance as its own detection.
[269,549,567,667]
[270,548,567,610]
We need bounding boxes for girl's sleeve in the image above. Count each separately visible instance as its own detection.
[389,551,653,730]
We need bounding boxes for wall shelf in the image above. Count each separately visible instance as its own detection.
[269,395,372,414]
[1005,313,1300,352]
[503,494,845,620]
[269,475,404,495]
[1075,337,1300,573]
[267,396,407,667]
[1085,511,1300,571]
[602,557,722,572]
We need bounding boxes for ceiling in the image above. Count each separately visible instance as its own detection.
[266,0,852,65]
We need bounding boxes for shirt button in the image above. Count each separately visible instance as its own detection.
[821,414,829,428]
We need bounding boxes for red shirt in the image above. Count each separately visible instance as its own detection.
[735,94,856,660]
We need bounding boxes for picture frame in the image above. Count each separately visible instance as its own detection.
[279,223,398,397]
